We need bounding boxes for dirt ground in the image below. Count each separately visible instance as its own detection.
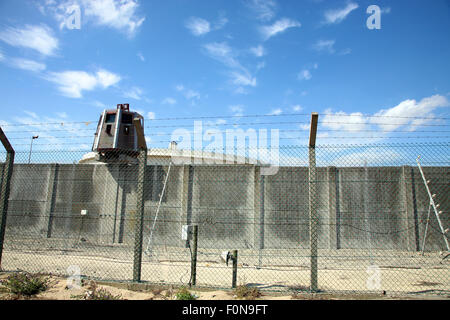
[1,242,449,299]
[2,248,449,293]
[1,273,449,300]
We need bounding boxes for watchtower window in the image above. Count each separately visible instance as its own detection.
[106,124,112,135]
[105,113,116,123]
[122,113,133,124]
[124,126,130,135]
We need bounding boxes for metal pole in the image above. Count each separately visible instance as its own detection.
[28,137,33,164]
[190,225,198,286]
[133,149,147,282]
[421,203,432,255]
[416,156,449,252]
[28,136,38,164]
[145,161,172,256]
[132,118,147,282]
[232,250,238,288]
[0,127,15,269]
[308,113,319,292]
[258,175,265,268]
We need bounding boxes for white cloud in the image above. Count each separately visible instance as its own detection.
[256,61,266,70]
[123,86,144,100]
[214,16,228,30]
[246,0,277,21]
[230,71,257,87]
[92,100,107,108]
[133,108,145,115]
[0,50,4,61]
[324,2,359,24]
[298,64,317,80]
[11,110,93,151]
[234,87,248,95]
[260,18,301,40]
[40,0,80,30]
[24,110,39,119]
[319,94,449,142]
[97,69,121,88]
[203,42,257,89]
[230,105,244,117]
[0,24,58,56]
[299,123,309,130]
[250,45,266,57]
[45,69,121,98]
[0,119,8,130]
[329,149,402,167]
[339,48,352,55]
[147,112,155,120]
[45,71,97,98]
[185,17,211,36]
[9,58,46,72]
[176,84,200,100]
[372,94,449,132]
[56,112,68,119]
[42,0,145,36]
[268,108,282,115]
[322,109,369,132]
[298,69,312,80]
[162,97,176,105]
[185,89,200,100]
[82,0,145,36]
[204,118,227,129]
[203,42,240,68]
[292,105,303,112]
[137,52,145,61]
[313,39,335,54]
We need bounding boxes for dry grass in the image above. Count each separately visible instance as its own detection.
[174,287,198,300]
[71,280,122,300]
[232,285,261,300]
[0,272,52,298]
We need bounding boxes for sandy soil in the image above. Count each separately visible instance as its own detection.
[2,248,449,294]
[1,241,449,300]
[1,274,449,300]
[0,274,259,300]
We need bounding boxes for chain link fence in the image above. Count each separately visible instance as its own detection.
[0,142,448,294]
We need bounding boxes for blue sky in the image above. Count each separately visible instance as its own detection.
[0,0,449,156]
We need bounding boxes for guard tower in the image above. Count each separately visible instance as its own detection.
[92,103,145,162]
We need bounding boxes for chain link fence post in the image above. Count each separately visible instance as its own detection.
[133,119,147,282]
[232,250,238,288]
[308,113,319,292]
[190,224,198,286]
[0,128,14,269]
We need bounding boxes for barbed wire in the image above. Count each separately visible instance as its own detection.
[2,111,449,127]
[142,121,450,129]
[6,128,450,140]
[8,136,450,146]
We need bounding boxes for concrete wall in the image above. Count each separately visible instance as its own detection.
[3,163,449,251]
